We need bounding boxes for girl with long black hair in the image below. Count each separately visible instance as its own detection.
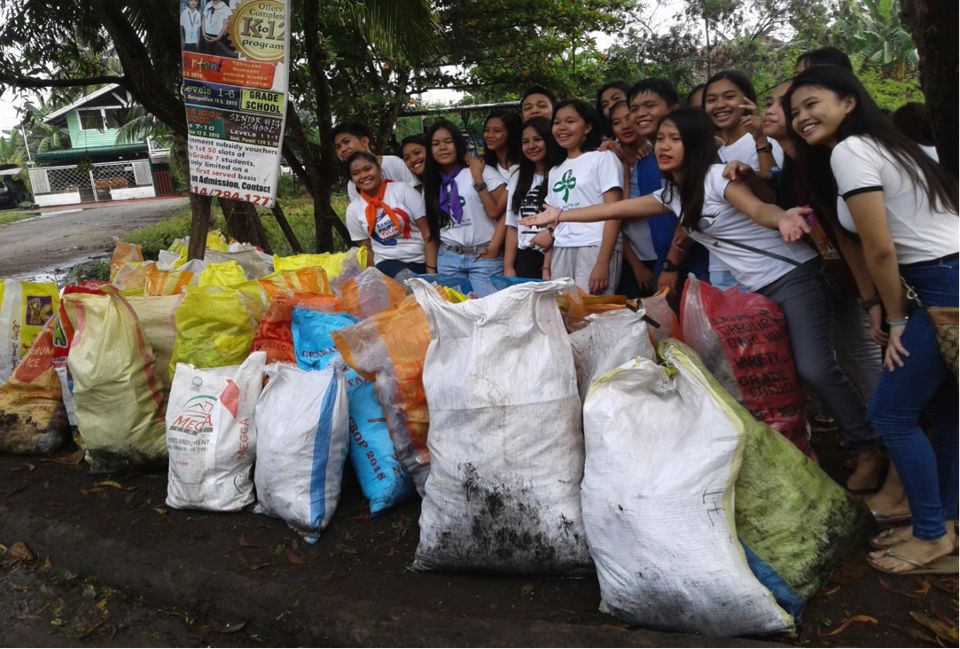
[423,119,508,297]
[787,64,959,575]
[522,106,882,488]
[482,109,523,183]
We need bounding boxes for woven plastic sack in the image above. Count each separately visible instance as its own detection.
[126,295,180,391]
[145,268,198,296]
[0,318,67,455]
[251,292,340,364]
[198,260,249,288]
[61,287,166,473]
[254,363,349,542]
[410,278,592,576]
[257,267,331,298]
[557,287,631,332]
[166,352,266,511]
[681,276,814,458]
[273,249,365,279]
[333,295,432,494]
[568,309,655,401]
[339,267,407,319]
[293,308,414,515]
[0,280,60,383]
[205,248,271,279]
[112,260,157,295]
[109,238,143,279]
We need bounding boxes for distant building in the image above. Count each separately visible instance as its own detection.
[27,84,175,207]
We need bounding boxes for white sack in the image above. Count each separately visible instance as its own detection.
[165,351,266,511]
[410,278,592,576]
[568,309,655,401]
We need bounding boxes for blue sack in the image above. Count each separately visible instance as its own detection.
[292,308,414,515]
[489,274,543,292]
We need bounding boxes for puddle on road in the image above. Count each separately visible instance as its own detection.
[8,253,110,286]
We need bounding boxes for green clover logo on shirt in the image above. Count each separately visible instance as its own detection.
[553,169,576,202]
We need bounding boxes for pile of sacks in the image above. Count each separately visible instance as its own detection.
[0,236,871,636]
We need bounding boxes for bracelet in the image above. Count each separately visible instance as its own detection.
[859,295,881,312]
[426,265,437,271]
[473,181,487,192]
[885,317,909,328]
[756,145,772,153]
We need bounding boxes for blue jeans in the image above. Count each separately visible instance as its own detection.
[437,248,504,298]
[868,256,959,539]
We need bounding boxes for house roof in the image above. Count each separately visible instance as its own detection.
[43,84,132,126]
[33,142,148,164]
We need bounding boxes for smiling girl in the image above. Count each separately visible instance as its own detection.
[504,117,558,279]
[423,119,508,297]
[400,134,428,194]
[345,152,435,278]
[545,99,623,295]
[787,65,959,576]
[522,107,881,478]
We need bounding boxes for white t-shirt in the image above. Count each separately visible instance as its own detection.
[717,132,785,170]
[506,173,545,249]
[832,135,959,265]
[655,165,817,292]
[180,8,201,44]
[920,144,939,162]
[545,150,623,248]
[202,2,232,37]
[437,166,506,247]
[496,163,519,185]
[347,155,417,201]
[346,181,426,263]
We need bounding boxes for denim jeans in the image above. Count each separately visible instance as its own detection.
[868,256,959,539]
[757,259,879,451]
[437,248,504,298]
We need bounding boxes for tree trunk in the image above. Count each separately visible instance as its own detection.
[187,193,211,261]
[220,199,271,250]
[901,0,958,174]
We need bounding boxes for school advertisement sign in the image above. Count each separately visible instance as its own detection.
[179,0,289,207]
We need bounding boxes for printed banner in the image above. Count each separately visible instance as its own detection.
[180,0,289,207]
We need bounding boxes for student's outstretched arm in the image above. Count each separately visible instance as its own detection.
[520,194,667,228]
[723,179,810,240]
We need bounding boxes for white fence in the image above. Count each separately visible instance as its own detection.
[29,160,155,207]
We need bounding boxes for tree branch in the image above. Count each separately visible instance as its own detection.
[0,73,127,89]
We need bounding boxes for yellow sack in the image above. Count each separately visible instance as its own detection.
[198,260,248,288]
[166,230,229,269]
[439,286,468,303]
[0,279,60,383]
[145,269,197,296]
[170,285,262,377]
[126,295,180,392]
[0,318,68,455]
[112,260,157,296]
[61,287,167,473]
[273,248,365,281]
[110,239,144,280]
[257,267,331,298]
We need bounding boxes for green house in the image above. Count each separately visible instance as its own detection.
[29,84,173,207]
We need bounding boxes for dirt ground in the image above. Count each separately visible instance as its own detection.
[0,197,187,278]
[0,424,956,647]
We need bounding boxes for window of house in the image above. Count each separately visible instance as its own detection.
[79,109,105,131]
[104,108,127,129]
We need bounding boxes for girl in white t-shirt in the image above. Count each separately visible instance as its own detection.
[788,65,959,576]
[423,119,508,297]
[482,110,522,260]
[523,106,881,484]
[400,134,428,195]
[504,117,558,279]
[544,99,623,295]
[345,152,435,278]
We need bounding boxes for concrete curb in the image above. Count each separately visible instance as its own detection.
[0,502,782,647]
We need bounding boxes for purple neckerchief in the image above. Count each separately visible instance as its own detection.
[438,166,464,224]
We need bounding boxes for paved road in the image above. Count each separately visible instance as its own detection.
[0,197,188,278]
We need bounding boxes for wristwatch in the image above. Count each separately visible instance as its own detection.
[473,181,488,192]
[661,259,679,272]
[756,145,772,153]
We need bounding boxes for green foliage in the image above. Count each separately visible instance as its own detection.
[853,55,924,108]
[122,205,194,260]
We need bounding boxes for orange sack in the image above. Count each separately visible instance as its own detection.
[251,292,340,364]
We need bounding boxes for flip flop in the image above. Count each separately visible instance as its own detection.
[869,550,959,576]
[870,526,911,550]
[872,510,912,526]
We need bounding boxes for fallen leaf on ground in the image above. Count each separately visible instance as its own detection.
[928,577,959,594]
[822,615,878,637]
[21,463,36,472]
[201,621,247,634]
[42,449,85,465]
[820,583,843,597]
[913,577,932,597]
[151,507,168,516]
[520,583,535,598]
[74,616,107,639]
[910,611,958,644]
[95,480,123,489]
[6,541,35,562]
[286,550,303,565]
[335,543,357,555]
[880,577,927,600]
[890,622,939,645]
[239,534,260,548]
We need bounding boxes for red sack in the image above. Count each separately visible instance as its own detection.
[681,276,816,460]
[250,292,340,364]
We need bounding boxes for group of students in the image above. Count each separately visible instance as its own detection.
[332,46,959,577]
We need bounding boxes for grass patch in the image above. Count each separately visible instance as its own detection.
[123,194,350,260]
[0,208,36,226]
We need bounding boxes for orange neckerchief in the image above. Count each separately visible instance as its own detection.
[360,180,411,239]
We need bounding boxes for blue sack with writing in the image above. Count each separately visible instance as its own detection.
[292,308,414,515]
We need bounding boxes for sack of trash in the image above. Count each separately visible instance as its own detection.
[639,287,680,345]
[681,276,814,458]
[251,292,340,364]
[61,287,167,473]
[126,295,180,392]
[581,339,870,636]
[568,309,655,401]
[0,318,68,455]
[165,352,266,511]
[293,308,413,515]
[254,363,349,542]
[410,279,593,576]
[0,279,60,383]
[333,295,433,494]
[338,267,407,319]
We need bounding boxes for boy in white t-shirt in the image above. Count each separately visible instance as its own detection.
[332,121,416,201]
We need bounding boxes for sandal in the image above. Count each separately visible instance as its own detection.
[872,510,912,526]
[868,549,959,576]
[870,526,912,550]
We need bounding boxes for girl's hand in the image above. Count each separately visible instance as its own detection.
[739,99,762,137]
[657,270,679,297]
[779,207,812,242]
[722,161,753,182]
[637,139,652,159]
[466,152,485,180]
[599,139,626,163]
[589,261,610,295]
[632,260,655,293]
[866,303,888,346]
[520,206,561,228]
[884,324,910,371]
